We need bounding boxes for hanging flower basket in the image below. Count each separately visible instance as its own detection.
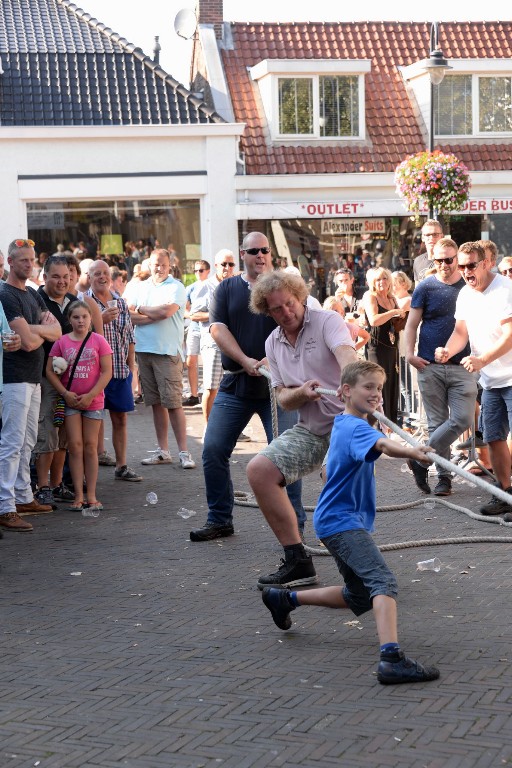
[394,150,471,214]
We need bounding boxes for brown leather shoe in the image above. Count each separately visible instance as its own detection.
[15,499,52,515]
[0,512,34,531]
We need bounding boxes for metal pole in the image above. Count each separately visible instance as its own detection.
[429,78,435,218]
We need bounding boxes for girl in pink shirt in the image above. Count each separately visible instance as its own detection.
[47,300,112,513]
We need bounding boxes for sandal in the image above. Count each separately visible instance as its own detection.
[466,462,494,476]
[68,503,84,512]
[84,502,104,511]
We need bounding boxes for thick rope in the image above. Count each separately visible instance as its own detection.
[244,369,512,556]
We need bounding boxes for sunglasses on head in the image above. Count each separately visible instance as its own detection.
[220,262,235,268]
[243,247,270,256]
[14,238,35,248]
[434,256,455,265]
[459,261,482,272]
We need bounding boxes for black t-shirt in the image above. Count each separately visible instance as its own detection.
[0,283,46,384]
[210,274,277,399]
[37,287,75,376]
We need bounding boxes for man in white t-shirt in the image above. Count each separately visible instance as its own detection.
[247,270,356,589]
[435,241,512,518]
[128,249,195,469]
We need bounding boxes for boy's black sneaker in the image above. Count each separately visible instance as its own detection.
[479,486,512,516]
[262,587,295,630]
[189,520,234,541]
[377,652,440,685]
[34,486,57,510]
[257,555,318,590]
[407,459,431,494]
[434,477,452,496]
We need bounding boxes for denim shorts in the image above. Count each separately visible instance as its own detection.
[65,408,104,420]
[259,425,330,486]
[321,529,398,616]
[480,386,512,442]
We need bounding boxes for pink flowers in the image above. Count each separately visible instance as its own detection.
[394,151,471,214]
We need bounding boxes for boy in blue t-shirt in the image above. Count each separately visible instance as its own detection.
[262,360,440,685]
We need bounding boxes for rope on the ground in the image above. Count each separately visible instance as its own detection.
[251,367,512,556]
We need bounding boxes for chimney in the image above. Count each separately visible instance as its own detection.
[196,0,223,39]
[153,36,161,65]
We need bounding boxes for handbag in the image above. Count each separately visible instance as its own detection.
[391,300,408,333]
[53,332,92,426]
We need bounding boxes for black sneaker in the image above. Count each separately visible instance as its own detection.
[503,511,512,523]
[189,520,234,542]
[182,395,200,407]
[377,651,440,685]
[407,459,431,494]
[34,486,57,510]
[434,477,452,496]
[52,483,75,503]
[257,555,318,590]
[262,587,295,630]
[479,486,512,516]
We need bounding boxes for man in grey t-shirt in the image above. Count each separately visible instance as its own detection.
[0,239,61,532]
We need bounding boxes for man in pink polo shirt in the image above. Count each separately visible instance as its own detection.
[247,270,356,589]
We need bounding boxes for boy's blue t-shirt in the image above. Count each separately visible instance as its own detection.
[313,414,382,539]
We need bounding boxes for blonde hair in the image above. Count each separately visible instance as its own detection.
[341,360,386,388]
[366,268,394,299]
[391,271,412,291]
[250,271,308,315]
[323,296,344,314]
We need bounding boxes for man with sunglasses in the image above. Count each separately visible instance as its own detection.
[405,238,477,496]
[183,260,211,407]
[190,232,306,542]
[0,239,62,532]
[436,242,512,518]
[413,220,444,283]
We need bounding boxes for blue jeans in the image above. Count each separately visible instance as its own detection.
[481,386,512,442]
[202,391,305,529]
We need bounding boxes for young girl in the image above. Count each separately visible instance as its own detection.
[46,301,112,512]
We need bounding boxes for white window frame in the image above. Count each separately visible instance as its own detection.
[250,59,370,142]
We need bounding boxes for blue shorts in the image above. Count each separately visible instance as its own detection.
[480,386,512,442]
[65,408,104,420]
[104,372,135,413]
[321,529,398,616]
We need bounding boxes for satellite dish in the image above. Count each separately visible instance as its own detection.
[174,8,197,40]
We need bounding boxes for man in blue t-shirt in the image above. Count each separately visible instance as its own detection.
[404,237,477,496]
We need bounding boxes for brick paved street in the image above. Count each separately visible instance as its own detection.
[2,401,512,768]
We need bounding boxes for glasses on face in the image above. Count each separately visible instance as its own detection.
[243,247,271,256]
[423,232,442,239]
[14,238,35,248]
[194,268,206,273]
[459,261,482,272]
[500,267,512,276]
[220,262,235,268]
[434,257,455,266]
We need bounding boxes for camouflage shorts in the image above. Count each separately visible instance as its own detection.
[259,425,330,486]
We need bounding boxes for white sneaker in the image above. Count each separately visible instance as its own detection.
[141,450,173,465]
[178,451,196,469]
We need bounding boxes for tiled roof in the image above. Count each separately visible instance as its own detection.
[0,0,223,125]
[222,21,512,174]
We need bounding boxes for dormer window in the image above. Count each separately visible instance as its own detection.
[250,60,370,141]
[435,74,512,135]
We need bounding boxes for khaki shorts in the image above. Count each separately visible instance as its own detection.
[259,425,331,486]
[136,352,183,409]
[34,378,66,454]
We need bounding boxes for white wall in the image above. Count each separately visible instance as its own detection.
[0,124,243,263]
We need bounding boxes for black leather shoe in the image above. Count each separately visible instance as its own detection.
[189,520,234,541]
[377,651,440,685]
[434,477,452,496]
[480,486,512,516]
[407,459,431,494]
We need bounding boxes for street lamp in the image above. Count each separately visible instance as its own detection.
[421,22,452,216]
